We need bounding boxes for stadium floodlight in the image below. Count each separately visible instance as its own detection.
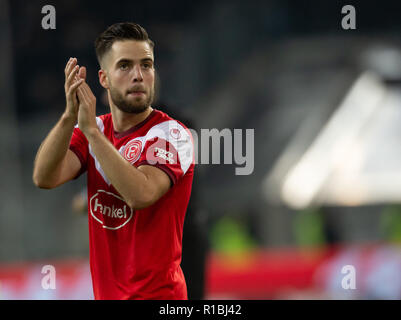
[263,71,398,209]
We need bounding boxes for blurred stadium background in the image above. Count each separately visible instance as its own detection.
[1,0,401,299]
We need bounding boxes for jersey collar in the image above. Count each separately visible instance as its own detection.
[113,109,158,139]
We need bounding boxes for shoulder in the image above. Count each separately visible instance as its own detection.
[142,109,195,174]
[149,109,193,142]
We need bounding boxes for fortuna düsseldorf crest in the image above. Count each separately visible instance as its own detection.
[170,128,181,140]
[123,139,142,164]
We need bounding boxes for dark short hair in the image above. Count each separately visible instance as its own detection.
[95,22,154,66]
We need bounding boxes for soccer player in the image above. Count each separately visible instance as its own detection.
[32,22,195,300]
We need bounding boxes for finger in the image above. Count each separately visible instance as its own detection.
[77,81,89,98]
[76,85,88,104]
[64,57,74,72]
[78,66,86,80]
[80,83,92,104]
[68,78,84,94]
[81,81,95,101]
[74,66,85,83]
[64,57,72,74]
[76,85,84,99]
[74,70,81,82]
[65,57,77,78]
[66,65,80,89]
[84,84,96,106]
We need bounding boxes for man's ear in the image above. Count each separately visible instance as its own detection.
[98,69,109,89]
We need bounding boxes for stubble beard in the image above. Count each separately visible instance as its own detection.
[109,84,154,114]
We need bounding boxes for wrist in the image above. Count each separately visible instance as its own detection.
[61,111,78,124]
[83,126,100,140]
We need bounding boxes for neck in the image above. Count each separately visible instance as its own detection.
[110,106,153,133]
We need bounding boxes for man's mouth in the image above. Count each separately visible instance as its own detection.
[127,90,145,96]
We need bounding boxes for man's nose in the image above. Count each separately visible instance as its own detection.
[132,64,143,82]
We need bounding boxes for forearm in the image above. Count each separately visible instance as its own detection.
[85,128,152,209]
[33,112,76,187]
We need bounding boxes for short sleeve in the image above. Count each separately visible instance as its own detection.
[135,122,194,185]
[69,125,89,179]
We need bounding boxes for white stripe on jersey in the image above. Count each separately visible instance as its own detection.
[120,120,194,175]
[87,117,110,185]
[75,117,104,132]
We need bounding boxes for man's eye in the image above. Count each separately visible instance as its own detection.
[142,64,150,69]
[120,64,128,70]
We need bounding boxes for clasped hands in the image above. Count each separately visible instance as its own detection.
[64,57,98,136]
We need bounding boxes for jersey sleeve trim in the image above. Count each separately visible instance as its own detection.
[69,145,87,179]
[136,160,177,186]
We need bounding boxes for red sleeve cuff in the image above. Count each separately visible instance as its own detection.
[136,160,177,186]
[69,145,87,179]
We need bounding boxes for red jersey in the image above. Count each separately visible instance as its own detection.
[69,108,195,300]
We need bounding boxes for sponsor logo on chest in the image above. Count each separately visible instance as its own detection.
[90,190,133,230]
